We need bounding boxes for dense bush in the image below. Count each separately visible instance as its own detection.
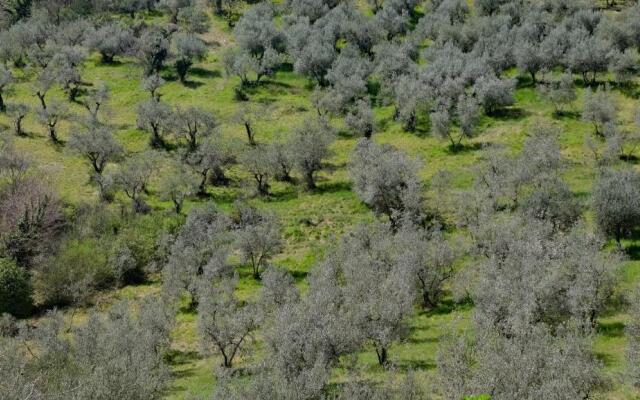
[0,257,32,317]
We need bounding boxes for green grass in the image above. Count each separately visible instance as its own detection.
[5,11,640,399]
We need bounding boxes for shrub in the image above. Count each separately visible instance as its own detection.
[0,257,32,317]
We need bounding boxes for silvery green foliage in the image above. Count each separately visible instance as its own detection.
[564,27,612,85]
[373,40,417,104]
[537,70,577,114]
[326,222,415,365]
[177,5,210,34]
[142,73,165,101]
[287,117,335,190]
[439,322,602,400]
[438,213,616,399]
[162,204,232,305]
[325,44,371,113]
[232,204,283,278]
[350,139,424,229]
[233,204,283,279]
[114,151,158,213]
[173,106,217,151]
[6,103,28,135]
[158,159,198,214]
[136,98,173,148]
[36,100,67,143]
[260,265,299,313]
[136,26,170,75]
[609,49,638,84]
[85,22,136,63]
[473,216,618,333]
[197,275,259,368]
[626,287,640,387]
[239,145,273,196]
[0,298,173,400]
[158,0,192,23]
[186,134,236,194]
[285,0,342,23]
[471,73,515,114]
[472,124,581,230]
[374,0,417,39]
[234,3,285,58]
[345,99,376,138]
[593,168,640,246]
[174,32,207,82]
[395,225,457,309]
[331,3,385,54]
[267,140,294,182]
[582,86,617,136]
[285,18,336,86]
[0,64,14,112]
[68,121,123,175]
[49,45,86,101]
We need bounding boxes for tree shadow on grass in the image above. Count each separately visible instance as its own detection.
[421,297,474,317]
[165,349,201,368]
[597,321,625,338]
[182,80,204,89]
[446,142,483,155]
[551,110,581,120]
[315,180,352,195]
[189,67,221,79]
[488,107,529,121]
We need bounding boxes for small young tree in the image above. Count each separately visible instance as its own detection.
[114,152,157,213]
[197,276,259,368]
[173,106,217,151]
[36,100,67,143]
[158,160,198,214]
[267,140,294,183]
[142,73,165,101]
[234,104,268,146]
[68,122,123,175]
[186,134,236,195]
[288,118,335,190]
[174,32,207,83]
[239,145,272,197]
[7,103,28,136]
[233,204,283,278]
[137,99,173,148]
[177,5,210,34]
[82,83,110,123]
[50,46,86,102]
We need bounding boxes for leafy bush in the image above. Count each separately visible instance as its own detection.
[0,257,32,317]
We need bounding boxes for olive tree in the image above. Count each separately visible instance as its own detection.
[350,138,424,229]
[173,106,217,151]
[158,160,198,214]
[68,122,123,176]
[36,100,67,143]
[592,168,640,247]
[0,65,14,112]
[287,117,335,190]
[114,152,157,213]
[162,204,231,306]
[582,86,617,136]
[174,32,207,83]
[137,99,173,148]
[85,22,136,64]
[198,276,259,368]
[7,103,28,136]
[232,204,283,278]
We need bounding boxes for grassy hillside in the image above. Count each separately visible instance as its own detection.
[2,7,640,400]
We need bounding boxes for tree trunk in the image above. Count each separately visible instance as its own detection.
[304,170,316,190]
[376,346,388,366]
[245,122,255,146]
[0,92,4,112]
